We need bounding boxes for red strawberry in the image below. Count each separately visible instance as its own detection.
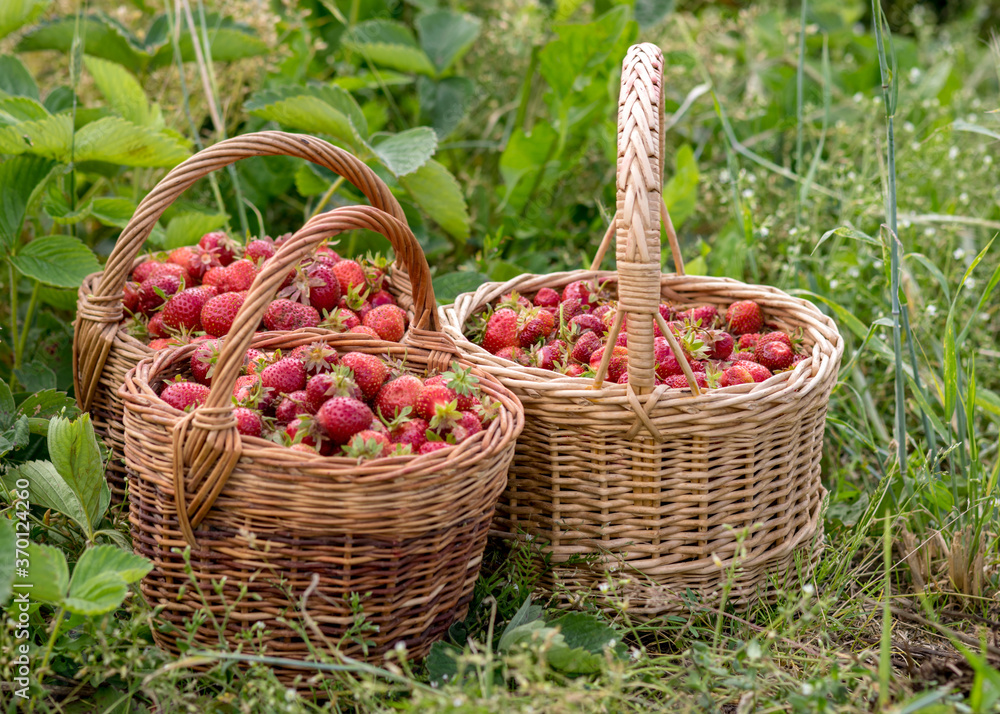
[305,369,363,412]
[275,390,310,424]
[167,246,196,269]
[733,360,773,382]
[707,331,735,360]
[482,308,518,354]
[392,417,429,451]
[321,307,361,332]
[160,381,210,411]
[160,288,208,333]
[562,363,586,377]
[456,411,482,438]
[535,343,562,371]
[533,287,560,308]
[233,374,263,406]
[363,304,406,342]
[518,309,555,347]
[419,441,451,455]
[199,231,238,266]
[350,325,381,338]
[725,301,764,335]
[202,265,228,289]
[558,298,583,322]
[593,304,615,325]
[370,290,396,308]
[440,364,480,410]
[138,274,183,315]
[261,357,307,396]
[680,305,719,328]
[149,261,191,283]
[233,406,263,437]
[123,281,141,315]
[305,263,341,312]
[729,350,754,362]
[341,352,388,400]
[243,349,268,375]
[147,312,168,339]
[285,417,318,447]
[495,346,529,365]
[263,299,320,331]
[332,260,367,297]
[562,280,597,309]
[148,337,177,349]
[223,260,258,293]
[570,331,602,364]
[737,333,762,351]
[589,345,628,382]
[244,239,276,265]
[201,291,246,337]
[344,429,391,459]
[316,397,373,444]
[290,342,340,375]
[374,375,423,420]
[184,246,222,281]
[569,314,605,337]
[719,365,754,387]
[414,384,457,422]
[663,373,709,390]
[132,259,163,283]
[316,245,341,263]
[758,331,792,349]
[190,339,221,385]
[754,341,794,371]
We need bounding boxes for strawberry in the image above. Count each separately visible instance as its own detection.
[316,396,374,444]
[441,363,480,410]
[341,352,388,400]
[369,290,396,308]
[663,373,709,390]
[569,314,605,337]
[719,365,754,387]
[495,346,530,365]
[148,261,191,283]
[332,259,367,297]
[243,349,268,375]
[707,331,735,360]
[233,374,264,407]
[414,384,457,422]
[456,411,482,438]
[733,360,773,382]
[562,280,597,309]
[132,259,163,283]
[147,312,169,339]
[758,331,792,349]
[725,301,764,335]
[275,390,311,424]
[343,430,391,460]
[168,246,197,270]
[499,292,532,310]
[202,265,228,290]
[285,417,318,447]
[244,239,276,265]
[482,308,518,354]
[363,304,406,342]
[201,291,246,337]
[199,231,238,266]
[589,345,628,381]
[138,274,183,315]
[191,339,221,385]
[148,337,176,349]
[535,343,562,371]
[316,245,341,263]
[419,441,451,455]
[123,281,141,315]
[593,303,615,326]
[737,333,761,351]
[233,407,263,437]
[321,307,361,332]
[562,363,586,378]
[261,356,307,398]
[159,288,208,333]
[374,375,423,420]
[263,299,320,331]
[305,368,363,411]
[518,309,555,347]
[350,325,381,338]
[754,341,794,371]
[615,332,628,347]
[570,331,602,364]
[533,288,560,308]
[290,342,340,375]
[184,246,222,281]
[729,350,754,362]
[160,381,210,411]
[223,260,258,293]
[558,298,584,322]
[392,417,430,451]
[680,305,719,328]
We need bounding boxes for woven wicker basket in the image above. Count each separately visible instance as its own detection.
[120,205,523,678]
[74,131,414,502]
[440,44,843,616]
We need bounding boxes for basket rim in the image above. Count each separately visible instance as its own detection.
[440,268,844,408]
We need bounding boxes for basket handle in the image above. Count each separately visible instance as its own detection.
[591,44,701,400]
[170,205,440,545]
[74,130,406,413]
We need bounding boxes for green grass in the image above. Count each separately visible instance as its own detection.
[1,0,999,712]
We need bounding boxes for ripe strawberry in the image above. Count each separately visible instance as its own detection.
[243,349,268,375]
[261,356,307,397]
[316,396,373,443]
[615,332,628,347]
[168,246,197,270]
[414,384,457,422]
[589,345,628,382]
[263,299,320,331]
[199,231,238,266]
[332,259,367,296]
[350,326,381,338]
[147,312,169,339]
[290,342,340,375]
[758,331,792,349]
[275,391,310,424]
[725,301,764,335]
[754,341,794,371]
[562,280,597,309]
[305,368,363,411]
[316,245,341,263]
[729,350,754,362]
[535,343,562,371]
[233,407,263,437]
[285,417,318,447]
[185,246,223,281]
[201,291,245,337]
[456,411,482,438]
[441,363,480,410]
[160,381,210,411]
[533,288,560,308]
[341,352,388,400]
[663,373,709,390]
[499,291,532,310]
[482,308,518,354]
[363,304,406,342]
[737,333,761,351]
[562,363,586,377]
[132,259,163,283]
[571,331,602,364]
[148,337,176,349]
[161,288,210,332]
[190,339,221,385]
[321,307,361,332]
[233,374,263,406]
[593,303,615,326]
[138,274,183,315]
[569,314,605,337]
[223,260,258,293]
[680,305,719,328]
[733,360,773,382]
[558,298,584,322]
[518,309,555,347]
[374,375,423,420]
[369,290,396,308]
[719,365,754,387]
[392,417,429,451]
[344,430,391,459]
[419,441,451,455]
[707,331,735,360]
[495,346,530,365]
[244,239,276,265]
[123,281,141,315]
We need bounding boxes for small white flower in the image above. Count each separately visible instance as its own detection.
[598,582,609,592]
[712,554,724,568]
[954,248,966,260]
[847,171,857,180]
[926,304,938,316]
[960,192,970,204]
[285,689,296,702]
[803,583,815,596]
[848,267,860,278]
[720,169,731,182]
[759,226,769,237]
[874,260,884,270]
[802,683,815,696]
[742,188,754,199]
[932,168,943,178]
[910,142,921,152]
[923,227,936,237]
[747,173,757,184]
[395,641,407,652]
[903,121,915,133]
[902,220,912,228]
[957,170,966,180]
[949,147,960,160]
[984,155,993,166]
[630,647,642,661]
[853,92,864,103]
[966,277,977,290]
[789,226,799,236]
[830,280,839,289]
[909,68,922,82]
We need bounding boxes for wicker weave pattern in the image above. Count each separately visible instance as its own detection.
[439,44,843,614]
[121,206,524,674]
[73,132,411,501]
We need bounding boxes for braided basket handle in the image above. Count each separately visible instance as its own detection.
[74,130,406,412]
[592,44,700,400]
[170,205,439,545]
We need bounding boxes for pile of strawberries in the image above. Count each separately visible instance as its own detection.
[158,341,498,459]
[468,279,808,389]
[122,231,407,348]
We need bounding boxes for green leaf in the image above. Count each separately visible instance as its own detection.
[18,542,69,605]
[538,6,632,102]
[0,378,15,429]
[0,96,50,125]
[3,460,88,531]
[43,186,93,225]
[91,197,136,228]
[10,235,101,288]
[498,596,545,651]
[418,76,475,139]
[548,612,624,658]
[344,20,436,76]
[399,159,469,242]
[0,519,14,605]
[634,0,674,28]
[64,572,127,616]
[370,127,437,177]
[246,85,367,145]
[164,211,229,250]
[0,0,51,41]
[73,116,191,167]
[415,10,482,75]
[0,113,73,160]
[663,144,699,231]
[17,389,78,422]
[498,123,560,212]
[0,56,40,100]
[432,271,487,304]
[148,20,268,69]
[84,55,155,127]
[13,363,56,392]
[47,414,108,532]
[38,286,78,312]
[18,13,151,72]
[71,545,152,587]
[294,163,330,197]
[426,640,462,686]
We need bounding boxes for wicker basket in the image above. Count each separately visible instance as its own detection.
[74,131,414,502]
[119,205,524,678]
[439,44,844,616]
